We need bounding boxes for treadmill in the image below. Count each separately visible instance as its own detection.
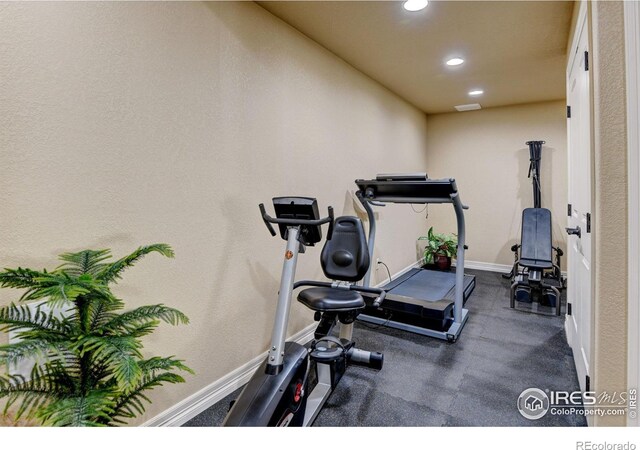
[355,173,475,342]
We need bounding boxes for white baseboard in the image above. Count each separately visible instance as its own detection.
[141,323,317,427]
[456,260,512,274]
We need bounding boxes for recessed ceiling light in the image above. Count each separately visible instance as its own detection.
[446,57,464,66]
[403,0,429,12]
[469,89,484,96]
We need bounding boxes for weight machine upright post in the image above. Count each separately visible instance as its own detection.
[526,140,544,209]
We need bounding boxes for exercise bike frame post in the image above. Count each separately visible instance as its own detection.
[257,202,335,373]
[223,199,385,427]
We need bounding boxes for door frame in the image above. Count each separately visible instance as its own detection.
[565,0,595,406]
[624,0,640,428]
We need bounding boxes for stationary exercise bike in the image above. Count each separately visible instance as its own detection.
[223,197,386,427]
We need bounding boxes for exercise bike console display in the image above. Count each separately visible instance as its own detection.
[273,197,322,245]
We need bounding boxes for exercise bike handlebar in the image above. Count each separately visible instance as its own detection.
[369,288,386,308]
[349,285,386,308]
[259,203,335,240]
[292,280,386,308]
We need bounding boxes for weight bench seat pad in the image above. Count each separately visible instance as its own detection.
[520,207,553,269]
[297,287,365,312]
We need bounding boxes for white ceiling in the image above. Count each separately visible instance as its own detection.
[259,1,574,114]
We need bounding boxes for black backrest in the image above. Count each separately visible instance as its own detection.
[321,216,369,282]
[520,207,553,269]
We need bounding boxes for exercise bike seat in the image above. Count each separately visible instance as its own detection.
[297,216,370,313]
[519,208,553,269]
[298,288,365,312]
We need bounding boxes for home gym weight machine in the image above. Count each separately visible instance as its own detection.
[503,141,565,315]
[223,197,386,426]
[354,174,475,342]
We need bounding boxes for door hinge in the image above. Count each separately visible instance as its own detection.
[568,203,572,216]
[567,303,572,315]
[567,105,571,118]
[585,51,589,71]
[585,375,591,392]
[586,213,591,233]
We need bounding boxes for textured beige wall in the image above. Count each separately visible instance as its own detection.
[424,101,568,268]
[0,2,429,424]
[590,0,628,427]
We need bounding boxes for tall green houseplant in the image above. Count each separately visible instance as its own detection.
[0,244,192,426]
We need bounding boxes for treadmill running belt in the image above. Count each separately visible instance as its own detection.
[381,268,475,303]
[384,268,453,301]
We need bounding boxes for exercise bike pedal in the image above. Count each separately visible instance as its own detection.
[309,337,349,363]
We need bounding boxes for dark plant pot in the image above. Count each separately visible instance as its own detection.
[434,254,452,271]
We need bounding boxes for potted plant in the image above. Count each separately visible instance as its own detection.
[418,227,458,271]
[0,244,193,426]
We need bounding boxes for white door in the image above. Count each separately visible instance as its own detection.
[566,8,593,396]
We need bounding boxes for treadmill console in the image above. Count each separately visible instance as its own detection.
[355,176,458,203]
[375,173,428,181]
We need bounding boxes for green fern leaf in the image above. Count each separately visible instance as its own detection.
[0,338,69,367]
[74,336,143,391]
[109,370,188,425]
[0,268,49,290]
[97,244,174,284]
[0,372,68,421]
[86,297,123,331]
[138,356,194,375]
[98,305,188,335]
[37,390,115,427]
[0,302,69,334]
[57,249,112,277]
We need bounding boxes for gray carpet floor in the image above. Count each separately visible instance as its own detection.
[184,269,587,427]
